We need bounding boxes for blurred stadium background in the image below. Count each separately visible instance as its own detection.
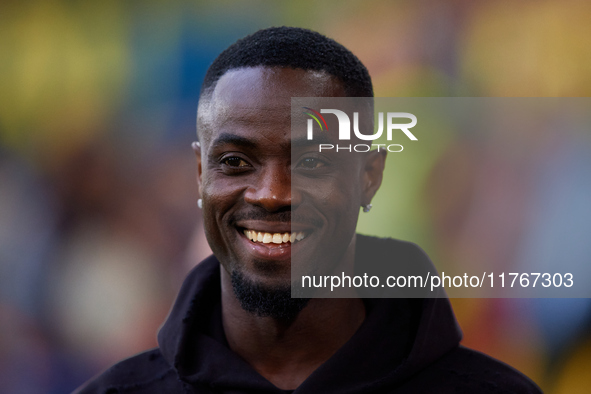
[1,1,591,392]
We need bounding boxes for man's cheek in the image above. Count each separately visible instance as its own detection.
[202,177,242,206]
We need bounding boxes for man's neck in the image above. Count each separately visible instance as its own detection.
[220,240,365,391]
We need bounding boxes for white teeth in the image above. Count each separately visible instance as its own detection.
[244,229,256,241]
[242,229,306,244]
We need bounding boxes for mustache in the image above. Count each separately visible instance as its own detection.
[231,207,324,228]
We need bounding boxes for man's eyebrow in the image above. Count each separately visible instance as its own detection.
[211,133,257,149]
[291,133,333,148]
[211,132,334,150]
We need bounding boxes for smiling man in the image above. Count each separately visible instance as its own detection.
[76,27,541,393]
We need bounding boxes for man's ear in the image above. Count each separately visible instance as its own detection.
[192,141,203,196]
[361,149,387,206]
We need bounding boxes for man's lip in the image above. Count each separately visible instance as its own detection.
[235,220,314,233]
[236,227,297,260]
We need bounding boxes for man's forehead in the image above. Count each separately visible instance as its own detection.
[197,66,346,144]
[213,67,343,103]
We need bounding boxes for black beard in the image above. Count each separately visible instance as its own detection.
[231,270,310,321]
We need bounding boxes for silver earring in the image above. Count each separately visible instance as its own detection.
[197,199,203,209]
[362,203,372,213]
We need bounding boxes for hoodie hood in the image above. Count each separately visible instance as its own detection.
[158,235,462,393]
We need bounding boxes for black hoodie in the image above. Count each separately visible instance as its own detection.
[75,235,542,393]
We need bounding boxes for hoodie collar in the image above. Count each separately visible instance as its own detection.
[158,236,462,393]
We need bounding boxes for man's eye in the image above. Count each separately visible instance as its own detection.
[298,158,325,169]
[222,157,251,168]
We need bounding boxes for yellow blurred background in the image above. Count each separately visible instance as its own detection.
[1,1,590,392]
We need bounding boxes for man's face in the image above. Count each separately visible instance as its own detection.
[196,66,367,291]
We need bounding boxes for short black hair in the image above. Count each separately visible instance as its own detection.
[200,26,373,98]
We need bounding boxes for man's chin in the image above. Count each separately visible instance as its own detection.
[230,270,310,321]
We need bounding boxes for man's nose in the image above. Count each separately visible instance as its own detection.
[244,166,297,212]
